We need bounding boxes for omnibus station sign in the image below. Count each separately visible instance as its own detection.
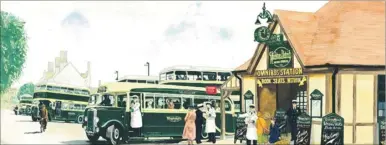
[258,76,306,85]
[255,68,303,77]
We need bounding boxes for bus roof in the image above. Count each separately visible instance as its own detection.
[35,82,90,91]
[100,82,220,95]
[159,65,233,74]
[117,75,158,82]
[20,94,33,99]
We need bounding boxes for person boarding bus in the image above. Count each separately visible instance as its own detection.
[205,102,216,143]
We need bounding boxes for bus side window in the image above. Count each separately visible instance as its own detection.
[193,98,208,107]
[182,97,193,109]
[155,95,165,109]
[118,94,127,108]
[145,94,155,109]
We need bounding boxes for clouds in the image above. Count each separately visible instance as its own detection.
[1,1,327,88]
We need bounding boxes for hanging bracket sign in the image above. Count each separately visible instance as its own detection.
[253,2,283,45]
[321,113,344,145]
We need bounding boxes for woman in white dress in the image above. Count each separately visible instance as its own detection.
[205,102,217,143]
[130,96,142,136]
[245,104,258,145]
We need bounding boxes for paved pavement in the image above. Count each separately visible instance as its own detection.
[1,109,228,144]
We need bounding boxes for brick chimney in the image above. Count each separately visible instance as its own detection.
[60,50,68,64]
[55,57,61,72]
[47,61,54,73]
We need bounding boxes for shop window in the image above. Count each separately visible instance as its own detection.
[378,75,385,118]
[296,91,307,113]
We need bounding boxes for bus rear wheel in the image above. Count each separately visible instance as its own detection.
[86,134,100,143]
[77,115,84,124]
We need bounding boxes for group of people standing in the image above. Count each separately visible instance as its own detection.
[242,100,301,145]
[182,101,217,145]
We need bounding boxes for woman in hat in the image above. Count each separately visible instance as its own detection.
[269,117,280,144]
[245,104,258,145]
[183,105,196,145]
[130,96,142,136]
[205,102,217,143]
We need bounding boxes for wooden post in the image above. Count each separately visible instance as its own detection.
[221,90,226,140]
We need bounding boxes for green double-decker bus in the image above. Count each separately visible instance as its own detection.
[31,83,90,123]
[82,83,236,145]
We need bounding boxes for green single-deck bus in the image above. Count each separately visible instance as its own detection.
[18,94,33,116]
[82,83,236,145]
[31,83,90,123]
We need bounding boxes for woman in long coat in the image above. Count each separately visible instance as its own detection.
[205,102,216,143]
[130,97,142,136]
[256,112,268,143]
[183,106,196,145]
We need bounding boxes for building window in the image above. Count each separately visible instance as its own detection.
[296,90,307,113]
[378,75,385,118]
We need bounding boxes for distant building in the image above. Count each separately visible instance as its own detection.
[39,50,91,88]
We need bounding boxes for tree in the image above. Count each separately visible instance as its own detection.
[0,11,28,95]
[17,83,34,100]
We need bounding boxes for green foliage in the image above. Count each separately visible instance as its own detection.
[0,11,28,95]
[17,83,34,100]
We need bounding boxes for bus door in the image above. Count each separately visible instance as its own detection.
[55,101,62,117]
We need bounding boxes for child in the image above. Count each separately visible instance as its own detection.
[269,118,280,144]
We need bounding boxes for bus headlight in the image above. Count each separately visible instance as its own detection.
[85,117,88,122]
[94,117,99,123]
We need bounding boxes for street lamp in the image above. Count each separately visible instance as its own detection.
[115,71,119,81]
[144,62,150,76]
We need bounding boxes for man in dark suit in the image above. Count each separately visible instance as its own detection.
[195,104,204,144]
[286,100,301,144]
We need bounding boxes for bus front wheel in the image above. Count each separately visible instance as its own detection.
[107,125,122,145]
[86,134,100,143]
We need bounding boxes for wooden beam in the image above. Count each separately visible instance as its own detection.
[373,74,378,144]
[353,74,357,143]
[220,90,230,140]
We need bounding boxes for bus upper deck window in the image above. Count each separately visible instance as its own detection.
[138,80,146,84]
[187,71,202,81]
[175,71,187,80]
[166,71,174,80]
[203,72,217,81]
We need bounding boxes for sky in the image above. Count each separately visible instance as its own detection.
[1,1,328,88]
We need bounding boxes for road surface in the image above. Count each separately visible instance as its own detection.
[0,109,180,144]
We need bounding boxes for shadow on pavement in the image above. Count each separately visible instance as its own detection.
[16,120,34,122]
[61,139,182,144]
[24,131,41,134]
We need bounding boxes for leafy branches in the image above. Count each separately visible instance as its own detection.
[0,11,28,95]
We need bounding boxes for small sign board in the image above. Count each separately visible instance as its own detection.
[296,113,312,145]
[321,113,344,145]
[243,90,254,112]
[267,41,293,69]
[205,86,217,95]
[380,116,385,145]
[234,115,247,143]
[275,109,287,134]
[310,89,324,100]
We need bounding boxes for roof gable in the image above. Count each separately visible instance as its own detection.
[236,1,385,72]
[46,62,88,87]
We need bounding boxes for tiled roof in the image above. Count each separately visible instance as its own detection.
[236,1,385,71]
[235,58,251,71]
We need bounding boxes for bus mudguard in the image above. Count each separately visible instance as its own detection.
[101,119,125,131]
